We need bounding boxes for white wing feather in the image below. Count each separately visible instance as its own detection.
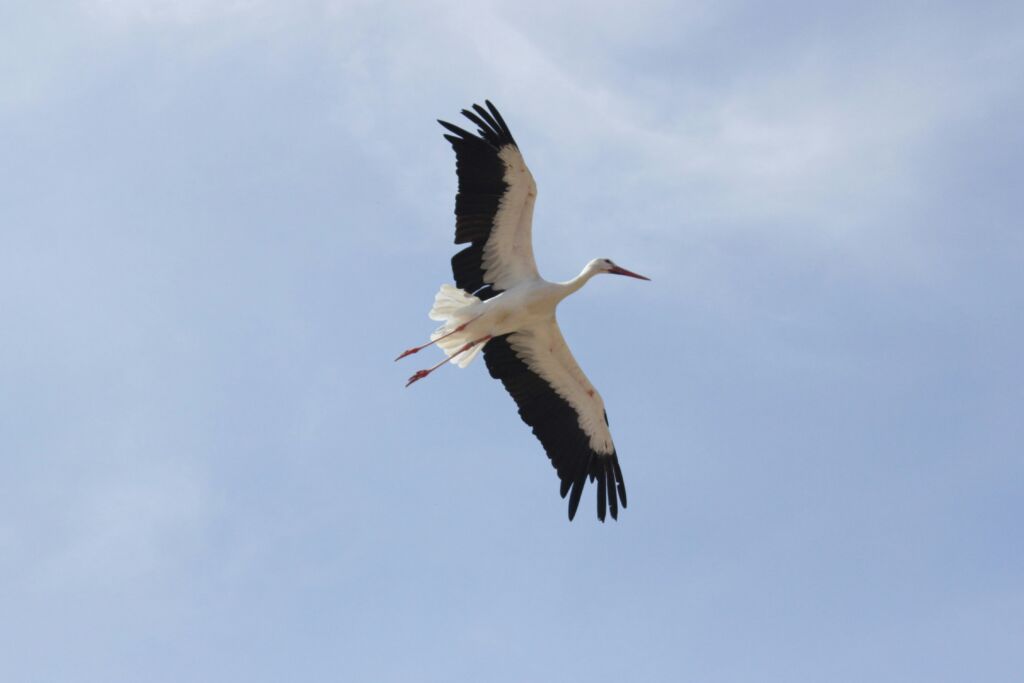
[507,318,615,454]
[481,146,540,290]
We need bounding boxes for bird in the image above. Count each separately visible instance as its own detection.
[397,100,649,522]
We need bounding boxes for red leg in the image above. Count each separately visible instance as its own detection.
[405,334,492,387]
[394,314,482,361]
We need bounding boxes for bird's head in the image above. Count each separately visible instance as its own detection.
[589,258,651,281]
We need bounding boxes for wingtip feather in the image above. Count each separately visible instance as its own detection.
[567,472,586,521]
[438,119,472,138]
[614,459,628,508]
[607,460,619,520]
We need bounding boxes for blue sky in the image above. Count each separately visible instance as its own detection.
[2,1,1022,680]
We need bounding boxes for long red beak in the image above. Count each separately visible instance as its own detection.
[609,265,651,281]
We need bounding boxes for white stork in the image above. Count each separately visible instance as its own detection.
[397,101,649,522]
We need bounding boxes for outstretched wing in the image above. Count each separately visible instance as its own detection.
[482,318,628,521]
[439,101,539,300]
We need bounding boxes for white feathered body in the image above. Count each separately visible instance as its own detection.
[429,278,572,368]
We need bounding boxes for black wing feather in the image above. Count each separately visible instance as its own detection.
[439,101,520,301]
[484,100,515,143]
[607,460,619,520]
[483,334,627,522]
[471,104,503,139]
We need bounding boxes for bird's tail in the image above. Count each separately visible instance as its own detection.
[428,284,479,321]
[428,284,485,368]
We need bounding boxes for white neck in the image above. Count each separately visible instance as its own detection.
[558,263,601,299]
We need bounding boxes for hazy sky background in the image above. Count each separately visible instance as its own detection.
[2,1,1022,680]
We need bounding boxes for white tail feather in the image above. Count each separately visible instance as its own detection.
[428,284,484,367]
[428,284,478,321]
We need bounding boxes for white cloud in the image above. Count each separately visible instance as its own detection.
[7,0,1021,272]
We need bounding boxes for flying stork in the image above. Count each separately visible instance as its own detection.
[397,101,649,522]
